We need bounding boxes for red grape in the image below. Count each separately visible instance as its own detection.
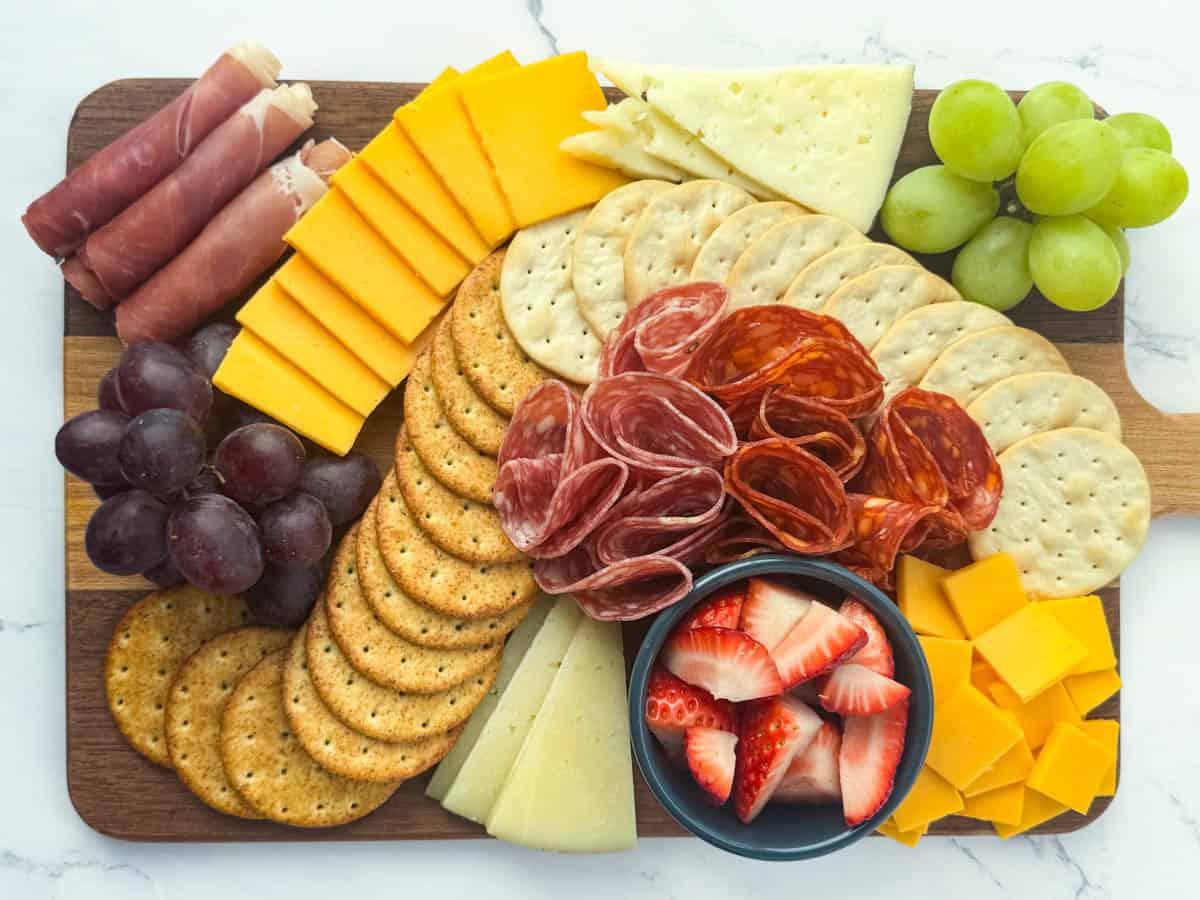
[116,342,212,422]
[299,452,382,527]
[214,423,305,506]
[85,490,169,575]
[143,555,185,587]
[244,563,323,628]
[182,322,238,379]
[97,368,124,412]
[167,494,264,593]
[94,482,130,500]
[118,409,206,495]
[56,409,129,485]
[258,493,332,567]
[184,466,223,497]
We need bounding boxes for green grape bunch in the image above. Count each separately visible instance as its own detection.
[880,79,1189,312]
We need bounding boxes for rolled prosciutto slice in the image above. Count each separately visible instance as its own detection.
[115,138,351,345]
[68,84,316,305]
[23,41,279,259]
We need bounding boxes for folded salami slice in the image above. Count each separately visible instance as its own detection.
[724,438,852,555]
[835,494,967,588]
[536,550,694,622]
[494,380,628,558]
[727,387,867,481]
[599,281,728,378]
[703,511,788,564]
[582,371,737,478]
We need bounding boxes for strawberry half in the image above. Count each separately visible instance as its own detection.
[772,602,867,688]
[838,597,894,676]
[733,695,824,823]
[739,577,815,650]
[775,720,842,805]
[644,667,737,761]
[678,583,746,632]
[662,626,784,702]
[839,699,909,826]
[817,663,911,716]
[685,726,738,805]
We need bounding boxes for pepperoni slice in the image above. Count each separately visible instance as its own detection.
[726,387,867,481]
[600,282,728,378]
[835,494,968,588]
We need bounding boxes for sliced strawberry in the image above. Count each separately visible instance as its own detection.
[662,626,784,702]
[772,602,867,688]
[677,583,746,632]
[685,726,738,805]
[838,597,894,676]
[839,700,909,826]
[739,577,815,650]
[644,667,737,761]
[733,695,824,823]
[775,720,842,805]
[788,680,821,708]
[817,663,911,716]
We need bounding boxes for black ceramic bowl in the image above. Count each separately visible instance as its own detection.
[628,554,933,861]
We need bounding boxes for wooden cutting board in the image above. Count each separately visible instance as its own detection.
[62,80,1200,842]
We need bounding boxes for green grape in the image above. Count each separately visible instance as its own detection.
[1029,215,1122,311]
[1018,81,1093,144]
[1016,119,1122,215]
[1105,112,1172,152]
[1085,147,1189,228]
[929,80,1024,182]
[1099,223,1130,274]
[880,165,1000,254]
[951,217,1034,311]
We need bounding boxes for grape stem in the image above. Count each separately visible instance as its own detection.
[996,176,1035,222]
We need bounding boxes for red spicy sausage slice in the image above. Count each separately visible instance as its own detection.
[724,438,852,555]
[726,387,867,481]
[835,494,967,588]
[600,282,728,378]
[495,380,628,559]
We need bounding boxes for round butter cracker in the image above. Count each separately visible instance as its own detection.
[429,314,509,457]
[782,242,916,311]
[968,427,1149,597]
[966,372,1122,454]
[919,325,1072,408]
[690,200,807,284]
[821,265,961,351]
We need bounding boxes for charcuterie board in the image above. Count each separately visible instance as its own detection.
[63,79,1200,842]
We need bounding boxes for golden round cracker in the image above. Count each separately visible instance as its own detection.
[106,586,252,767]
[325,527,499,692]
[282,624,462,783]
[306,605,500,743]
[375,472,537,621]
[919,325,1072,408]
[690,200,807,284]
[165,626,292,818]
[821,264,961,351]
[451,249,551,417]
[429,314,509,456]
[403,349,497,505]
[782,242,917,311]
[219,650,398,827]
[395,427,523,563]
[358,493,530,649]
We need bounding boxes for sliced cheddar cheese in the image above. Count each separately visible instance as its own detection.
[1025,722,1115,815]
[974,605,1088,703]
[890,766,963,833]
[213,331,363,456]
[963,738,1035,797]
[925,684,1023,791]
[897,555,965,639]
[284,189,445,344]
[423,66,460,96]
[460,51,629,228]
[1078,719,1119,796]
[994,788,1068,838]
[986,680,1081,750]
[961,782,1025,827]
[1064,667,1122,716]
[941,553,1028,638]
[1039,595,1117,675]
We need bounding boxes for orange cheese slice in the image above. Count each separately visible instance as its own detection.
[961,782,1025,826]
[1078,719,1119,796]
[1025,722,1115,815]
[890,766,963,833]
[993,788,1068,838]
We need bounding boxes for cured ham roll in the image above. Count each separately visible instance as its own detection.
[116,139,353,345]
[67,84,317,307]
[23,41,280,259]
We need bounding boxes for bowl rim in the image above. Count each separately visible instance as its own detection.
[628,553,934,861]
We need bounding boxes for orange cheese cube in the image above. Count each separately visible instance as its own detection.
[1026,722,1116,815]
[1078,719,1119,796]
[1064,668,1122,716]
[963,738,1035,796]
[974,604,1088,703]
[986,680,1081,750]
[877,817,928,847]
[961,781,1025,826]
[898,555,965,639]
[1039,595,1117,674]
[970,658,1000,693]
[917,636,972,703]
[891,766,964,833]
[925,685,1023,791]
[994,788,1069,838]
[941,553,1028,638]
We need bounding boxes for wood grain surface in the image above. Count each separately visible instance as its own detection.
[59,80,1197,842]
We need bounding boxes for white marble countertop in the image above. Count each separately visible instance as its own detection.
[3,0,1198,896]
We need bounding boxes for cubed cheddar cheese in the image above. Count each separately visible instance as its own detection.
[974,605,1088,703]
[971,659,1000,694]
[917,636,972,703]
[1026,722,1116,815]
[941,553,1028,638]
[963,738,1035,797]
[459,51,629,228]
[877,817,928,847]
[213,331,363,456]
[236,281,391,418]
[897,555,966,639]
[987,680,1082,750]
[1078,719,1119,796]
[961,782,1025,826]
[1039,595,1117,675]
[1064,668,1122,716]
[994,788,1069,839]
[926,685,1023,791]
[891,766,963,833]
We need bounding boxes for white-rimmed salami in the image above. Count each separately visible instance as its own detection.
[599,281,729,378]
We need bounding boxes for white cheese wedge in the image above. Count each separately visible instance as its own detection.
[486,617,636,853]
[561,127,685,182]
[426,593,556,802]
[438,599,583,823]
[591,59,914,232]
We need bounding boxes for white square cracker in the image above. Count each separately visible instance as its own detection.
[966,372,1122,454]
[821,264,961,352]
[690,201,807,284]
[918,325,1071,408]
[782,242,916,311]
